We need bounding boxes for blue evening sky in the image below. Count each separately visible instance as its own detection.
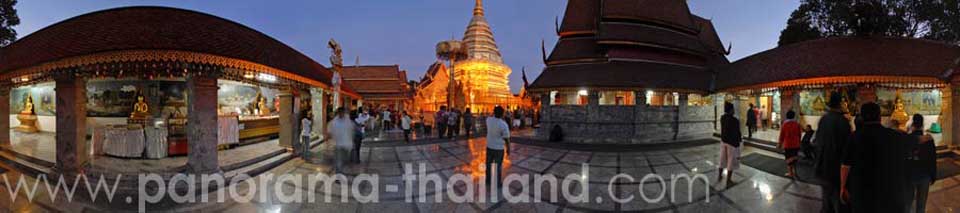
[13,0,800,93]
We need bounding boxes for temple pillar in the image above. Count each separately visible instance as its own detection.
[942,86,953,147]
[0,87,9,148]
[585,90,599,142]
[186,74,220,174]
[278,90,298,155]
[675,93,688,140]
[950,76,960,148]
[311,88,325,141]
[54,75,87,173]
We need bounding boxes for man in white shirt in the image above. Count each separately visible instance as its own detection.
[326,107,355,173]
[382,109,392,130]
[485,106,510,188]
[401,111,412,142]
[355,107,370,134]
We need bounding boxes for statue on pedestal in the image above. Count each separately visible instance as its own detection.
[15,94,39,133]
[128,94,152,126]
[891,91,909,130]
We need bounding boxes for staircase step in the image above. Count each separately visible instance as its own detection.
[0,149,53,177]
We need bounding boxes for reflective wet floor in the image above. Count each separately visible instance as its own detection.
[2,136,959,212]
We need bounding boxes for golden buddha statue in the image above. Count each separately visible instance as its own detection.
[15,94,39,133]
[128,94,152,126]
[891,92,909,130]
[21,95,34,115]
[257,96,270,116]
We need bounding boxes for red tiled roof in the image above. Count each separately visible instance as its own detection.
[717,37,960,90]
[601,0,697,32]
[546,37,604,63]
[558,0,600,35]
[0,6,351,93]
[341,65,408,99]
[692,16,726,54]
[537,0,727,92]
[598,22,707,53]
[530,61,713,92]
[342,65,402,80]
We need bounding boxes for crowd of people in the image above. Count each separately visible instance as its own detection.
[723,92,939,213]
[319,105,514,191]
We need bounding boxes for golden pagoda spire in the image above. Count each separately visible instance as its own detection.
[474,0,484,16]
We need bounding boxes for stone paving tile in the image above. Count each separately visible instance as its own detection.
[647,154,679,166]
[12,133,960,212]
[559,153,591,164]
[536,150,567,161]
[514,157,554,173]
[619,183,673,211]
[588,154,618,167]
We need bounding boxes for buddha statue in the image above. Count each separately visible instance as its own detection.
[128,94,152,126]
[15,94,38,133]
[20,95,34,115]
[891,92,909,130]
[257,96,270,116]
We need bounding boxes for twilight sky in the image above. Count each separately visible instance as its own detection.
[13,0,800,93]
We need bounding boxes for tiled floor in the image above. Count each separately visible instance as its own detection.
[6,130,286,174]
[1,133,959,212]
[221,139,960,212]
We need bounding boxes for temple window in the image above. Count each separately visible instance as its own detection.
[549,90,585,105]
[599,91,635,105]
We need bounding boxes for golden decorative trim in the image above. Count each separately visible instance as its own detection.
[1,49,362,99]
[719,75,947,92]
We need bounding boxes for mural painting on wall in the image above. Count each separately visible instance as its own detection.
[10,83,56,116]
[877,88,941,116]
[799,90,826,116]
[217,80,279,115]
[798,88,859,116]
[86,80,188,117]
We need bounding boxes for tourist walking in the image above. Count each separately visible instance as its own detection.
[401,111,412,143]
[350,110,363,163]
[382,108,392,130]
[454,109,463,136]
[905,114,936,213]
[463,108,474,137]
[447,109,459,138]
[778,110,801,178]
[746,103,757,138]
[300,113,313,159]
[814,92,852,213]
[486,106,510,188]
[801,124,816,160]
[326,107,355,174]
[839,103,913,213]
[719,102,742,188]
[436,106,447,138]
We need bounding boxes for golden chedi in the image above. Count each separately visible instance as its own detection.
[15,94,39,133]
[128,94,152,126]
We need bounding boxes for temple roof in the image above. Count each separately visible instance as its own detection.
[342,65,409,98]
[716,37,960,90]
[0,6,354,94]
[533,0,727,92]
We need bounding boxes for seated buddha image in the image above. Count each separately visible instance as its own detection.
[130,95,151,118]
